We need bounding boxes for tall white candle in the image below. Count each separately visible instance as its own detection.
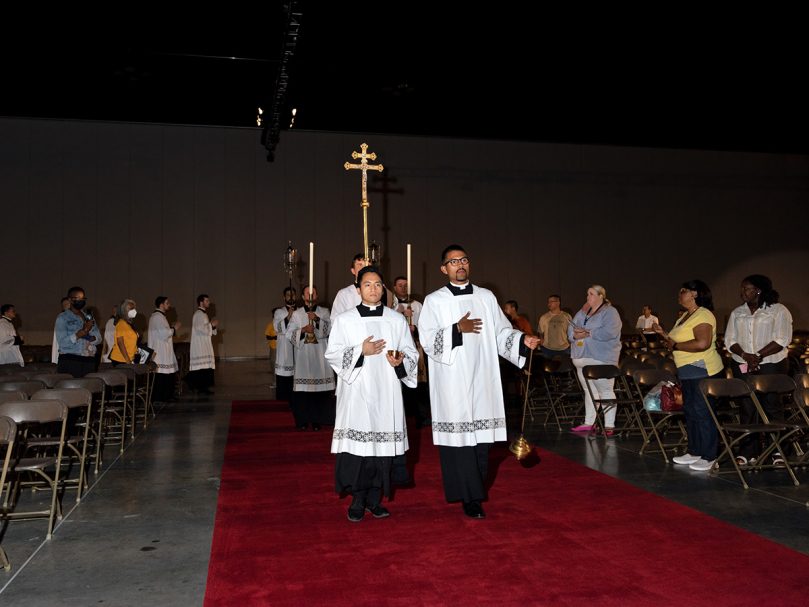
[309,242,314,303]
[406,243,411,298]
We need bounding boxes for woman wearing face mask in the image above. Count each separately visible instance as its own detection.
[568,285,623,435]
[110,299,139,366]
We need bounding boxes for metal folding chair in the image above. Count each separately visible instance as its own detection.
[700,378,799,489]
[631,368,686,462]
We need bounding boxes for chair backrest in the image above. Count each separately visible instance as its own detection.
[619,357,649,376]
[0,366,24,375]
[55,377,105,395]
[632,368,677,387]
[794,373,809,390]
[0,415,16,504]
[0,380,48,397]
[745,373,797,396]
[582,364,621,381]
[24,362,58,372]
[0,415,15,445]
[659,359,679,375]
[0,390,27,404]
[0,375,28,384]
[0,400,68,425]
[32,388,92,408]
[29,373,74,388]
[86,370,128,388]
[699,377,751,399]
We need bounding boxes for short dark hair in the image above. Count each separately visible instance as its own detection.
[393,276,407,284]
[196,293,209,306]
[681,280,714,311]
[548,294,561,302]
[351,253,365,264]
[743,274,779,307]
[155,296,169,308]
[357,265,384,284]
[441,244,466,263]
[67,286,85,298]
[283,287,296,297]
[505,300,518,310]
[0,304,14,316]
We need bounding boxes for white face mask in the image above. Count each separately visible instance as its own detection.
[128,309,137,319]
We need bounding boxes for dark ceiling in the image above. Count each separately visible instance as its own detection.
[3,7,807,155]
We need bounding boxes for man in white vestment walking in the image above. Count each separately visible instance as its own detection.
[148,296,181,403]
[330,253,366,319]
[272,287,297,403]
[287,286,334,430]
[326,266,418,522]
[0,304,24,368]
[418,245,540,519]
[187,293,218,395]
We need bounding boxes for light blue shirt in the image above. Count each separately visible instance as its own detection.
[55,309,102,357]
[568,304,622,365]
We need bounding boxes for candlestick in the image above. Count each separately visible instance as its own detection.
[406,243,411,298]
[309,242,314,302]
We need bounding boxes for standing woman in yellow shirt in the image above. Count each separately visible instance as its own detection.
[111,299,139,365]
[653,280,724,472]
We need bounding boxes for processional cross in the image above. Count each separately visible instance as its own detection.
[344,142,384,261]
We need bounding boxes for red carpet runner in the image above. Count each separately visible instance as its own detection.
[205,401,809,606]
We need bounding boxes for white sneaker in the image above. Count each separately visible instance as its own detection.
[672,453,701,465]
[689,458,716,471]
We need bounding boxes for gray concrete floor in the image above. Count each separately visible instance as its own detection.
[2,360,809,606]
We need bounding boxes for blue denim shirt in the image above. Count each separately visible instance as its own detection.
[55,309,102,357]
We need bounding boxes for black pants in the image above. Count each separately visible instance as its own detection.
[437,444,490,503]
[276,374,294,403]
[733,358,789,459]
[186,368,214,392]
[335,453,392,505]
[290,391,334,427]
[153,373,177,402]
[57,354,97,378]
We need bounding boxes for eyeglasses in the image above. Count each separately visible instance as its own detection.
[443,257,469,267]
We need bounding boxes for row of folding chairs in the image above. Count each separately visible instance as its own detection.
[0,363,158,570]
[520,350,809,489]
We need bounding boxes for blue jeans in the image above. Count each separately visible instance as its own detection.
[678,364,721,461]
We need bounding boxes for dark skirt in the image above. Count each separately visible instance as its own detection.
[335,452,393,499]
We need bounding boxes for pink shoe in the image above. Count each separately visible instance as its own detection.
[571,424,593,433]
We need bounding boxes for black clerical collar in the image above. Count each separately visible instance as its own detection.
[446,283,473,296]
[357,303,384,317]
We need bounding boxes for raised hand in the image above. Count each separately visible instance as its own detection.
[362,335,386,356]
[458,311,482,334]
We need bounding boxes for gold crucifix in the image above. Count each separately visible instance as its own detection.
[344,142,384,261]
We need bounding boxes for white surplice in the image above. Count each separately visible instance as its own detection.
[287,305,334,392]
[331,283,360,319]
[272,307,296,377]
[418,283,525,447]
[0,316,24,366]
[392,296,422,327]
[148,310,178,374]
[101,317,116,363]
[326,306,418,457]
[189,309,217,371]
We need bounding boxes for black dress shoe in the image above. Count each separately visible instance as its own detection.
[311,423,321,431]
[347,496,365,522]
[366,504,390,519]
[462,501,486,519]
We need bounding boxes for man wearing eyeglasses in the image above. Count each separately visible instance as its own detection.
[418,245,540,519]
